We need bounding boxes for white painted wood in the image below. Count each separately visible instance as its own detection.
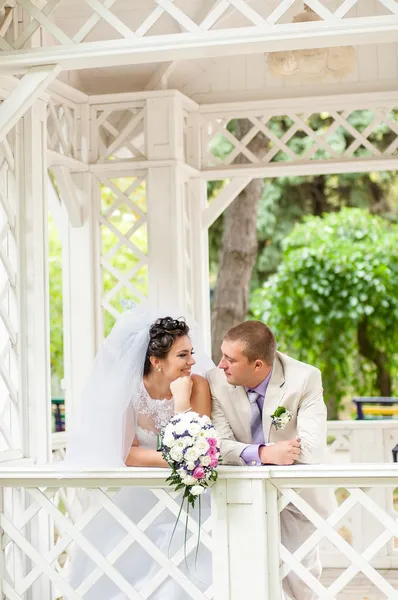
[18,100,52,600]
[199,155,398,180]
[144,61,176,90]
[3,16,398,71]
[203,177,252,228]
[147,165,188,310]
[188,178,211,352]
[18,101,52,464]
[60,104,99,429]
[145,94,195,312]
[212,477,273,600]
[1,465,398,598]
[51,165,83,227]
[0,65,60,144]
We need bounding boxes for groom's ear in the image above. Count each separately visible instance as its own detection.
[253,360,263,371]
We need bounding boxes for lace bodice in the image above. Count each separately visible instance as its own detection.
[135,382,175,449]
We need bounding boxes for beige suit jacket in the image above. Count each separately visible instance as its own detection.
[208,351,334,517]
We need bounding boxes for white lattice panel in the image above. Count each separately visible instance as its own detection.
[47,98,80,159]
[91,104,146,163]
[1,0,398,50]
[201,105,398,169]
[97,172,148,330]
[1,482,212,600]
[276,483,398,598]
[0,132,20,463]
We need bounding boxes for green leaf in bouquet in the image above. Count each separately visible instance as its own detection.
[156,433,162,451]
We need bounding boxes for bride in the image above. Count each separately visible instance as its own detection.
[65,309,214,599]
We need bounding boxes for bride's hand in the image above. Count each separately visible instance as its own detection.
[170,376,193,412]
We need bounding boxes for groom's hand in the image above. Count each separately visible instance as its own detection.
[259,438,301,465]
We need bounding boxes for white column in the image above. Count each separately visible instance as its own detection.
[187,110,211,350]
[211,476,280,600]
[18,100,52,465]
[18,100,52,600]
[189,177,211,352]
[350,426,389,564]
[146,94,192,313]
[61,104,99,428]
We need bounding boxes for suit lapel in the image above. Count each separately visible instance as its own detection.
[231,385,252,443]
[262,353,286,443]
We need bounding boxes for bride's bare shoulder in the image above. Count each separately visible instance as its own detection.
[191,374,210,390]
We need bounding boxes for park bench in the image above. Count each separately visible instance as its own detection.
[353,397,398,420]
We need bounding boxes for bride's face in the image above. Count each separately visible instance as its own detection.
[158,335,196,382]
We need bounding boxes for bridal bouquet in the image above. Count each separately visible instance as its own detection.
[159,411,221,507]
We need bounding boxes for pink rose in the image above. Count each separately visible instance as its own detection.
[207,438,218,447]
[193,466,205,479]
[208,446,217,458]
[210,456,219,468]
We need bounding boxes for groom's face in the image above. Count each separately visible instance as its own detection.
[218,339,256,387]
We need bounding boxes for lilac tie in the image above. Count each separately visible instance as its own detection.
[248,390,263,443]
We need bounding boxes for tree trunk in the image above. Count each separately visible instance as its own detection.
[357,318,392,396]
[211,119,268,363]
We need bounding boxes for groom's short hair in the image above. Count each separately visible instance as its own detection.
[225,321,277,365]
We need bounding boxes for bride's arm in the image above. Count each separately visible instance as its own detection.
[190,375,211,417]
[172,374,211,416]
[125,437,168,468]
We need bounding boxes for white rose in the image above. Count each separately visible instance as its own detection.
[195,439,210,454]
[203,428,216,439]
[199,455,211,466]
[177,468,186,478]
[180,434,194,448]
[164,423,174,436]
[163,432,175,447]
[182,475,197,486]
[186,461,196,471]
[191,485,205,496]
[174,420,188,435]
[187,422,202,436]
[185,446,201,462]
[170,446,183,462]
[199,414,211,423]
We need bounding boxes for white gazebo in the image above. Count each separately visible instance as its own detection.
[1,1,398,599]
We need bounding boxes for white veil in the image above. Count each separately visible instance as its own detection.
[65,306,214,468]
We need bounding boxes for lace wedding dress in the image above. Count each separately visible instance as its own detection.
[69,383,212,600]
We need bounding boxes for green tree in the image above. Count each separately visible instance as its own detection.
[209,111,398,296]
[251,208,398,418]
[48,177,148,394]
[48,214,64,392]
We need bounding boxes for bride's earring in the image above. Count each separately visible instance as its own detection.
[157,367,162,372]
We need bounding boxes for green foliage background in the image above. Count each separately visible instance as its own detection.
[49,110,398,417]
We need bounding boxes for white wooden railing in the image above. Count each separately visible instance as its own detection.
[326,420,398,465]
[0,465,397,600]
[50,420,398,572]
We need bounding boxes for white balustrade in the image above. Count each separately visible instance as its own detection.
[0,465,397,599]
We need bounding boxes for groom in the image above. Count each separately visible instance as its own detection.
[207,320,334,600]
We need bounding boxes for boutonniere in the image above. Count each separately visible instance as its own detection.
[271,406,293,430]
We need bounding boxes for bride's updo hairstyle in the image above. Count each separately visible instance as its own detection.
[144,316,190,375]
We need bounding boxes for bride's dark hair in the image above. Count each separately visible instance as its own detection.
[144,316,190,375]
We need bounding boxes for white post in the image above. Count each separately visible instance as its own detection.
[19,100,52,465]
[350,425,390,564]
[18,100,52,600]
[211,475,279,600]
[61,104,99,428]
[146,94,194,313]
[187,110,211,351]
[189,177,211,352]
